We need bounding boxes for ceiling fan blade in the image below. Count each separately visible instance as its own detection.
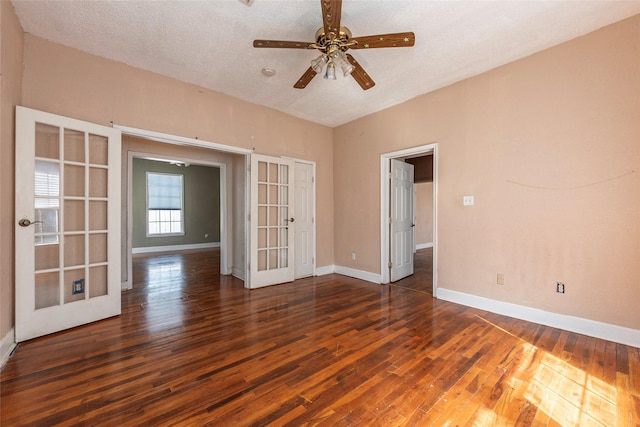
[350,32,415,49]
[294,67,318,89]
[253,40,314,49]
[321,0,342,36]
[346,54,375,90]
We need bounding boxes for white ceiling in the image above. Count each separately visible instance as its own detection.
[11,0,640,127]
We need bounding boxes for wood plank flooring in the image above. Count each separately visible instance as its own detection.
[1,248,639,426]
[393,247,433,295]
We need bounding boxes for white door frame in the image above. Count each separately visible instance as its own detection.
[126,151,227,289]
[113,125,252,289]
[380,143,438,294]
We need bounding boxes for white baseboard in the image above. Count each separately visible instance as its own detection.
[232,266,245,281]
[315,265,335,276]
[334,265,382,284]
[132,242,220,254]
[416,242,433,250]
[436,287,640,348]
[1,328,16,369]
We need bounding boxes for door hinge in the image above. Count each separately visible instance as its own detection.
[312,176,315,183]
[389,217,392,224]
[388,261,393,268]
[312,217,315,224]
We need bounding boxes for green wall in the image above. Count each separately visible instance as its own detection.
[132,158,220,248]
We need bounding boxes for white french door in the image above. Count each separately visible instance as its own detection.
[390,159,414,282]
[248,154,295,288]
[15,106,121,342]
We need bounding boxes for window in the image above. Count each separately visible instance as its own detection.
[147,172,184,236]
[34,160,60,245]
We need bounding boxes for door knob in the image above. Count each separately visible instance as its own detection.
[18,218,43,227]
[284,218,295,223]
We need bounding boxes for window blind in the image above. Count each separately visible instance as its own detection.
[147,173,183,210]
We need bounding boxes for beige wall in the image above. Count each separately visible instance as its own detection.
[0,2,24,340]
[415,182,433,246]
[333,15,640,329]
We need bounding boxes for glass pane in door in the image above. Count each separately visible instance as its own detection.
[255,160,290,272]
[35,272,59,309]
[35,123,59,160]
[88,134,108,165]
[64,129,85,163]
[89,265,108,298]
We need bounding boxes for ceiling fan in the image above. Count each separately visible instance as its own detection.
[253,0,415,90]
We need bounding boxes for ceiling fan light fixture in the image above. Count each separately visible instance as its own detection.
[340,59,355,76]
[336,51,354,76]
[324,62,337,80]
[311,54,327,74]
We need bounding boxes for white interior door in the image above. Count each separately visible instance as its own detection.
[294,162,314,279]
[15,106,121,342]
[390,159,414,282]
[249,154,295,288]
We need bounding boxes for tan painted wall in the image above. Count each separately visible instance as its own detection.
[415,182,433,246]
[0,2,24,340]
[334,16,640,329]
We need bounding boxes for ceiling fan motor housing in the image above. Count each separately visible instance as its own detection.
[314,26,354,53]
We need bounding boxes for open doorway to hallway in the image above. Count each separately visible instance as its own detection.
[380,143,437,295]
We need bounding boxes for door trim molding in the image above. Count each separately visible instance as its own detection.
[114,125,253,155]
[380,144,438,293]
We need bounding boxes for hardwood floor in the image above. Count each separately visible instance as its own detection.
[2,249,638,426]
[393,247,433,295]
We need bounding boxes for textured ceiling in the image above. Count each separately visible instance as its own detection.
[11,0,640,127]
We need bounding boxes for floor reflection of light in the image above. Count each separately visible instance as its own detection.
[146,260,184,291]
[471,316,619,427]
[524,349,616,426]
[144,259,186,332]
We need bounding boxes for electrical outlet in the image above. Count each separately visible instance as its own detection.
[556,282,565,293]
[351,252,356,260]
[497,273,505,285]
[463,195,474,206]
[204,233,208,238]
[72,279,85,295]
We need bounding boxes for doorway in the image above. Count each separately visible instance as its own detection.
[118,125,316,291]
[380,144,437,295]
[129,154,224,258]
[116,125,252,290]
